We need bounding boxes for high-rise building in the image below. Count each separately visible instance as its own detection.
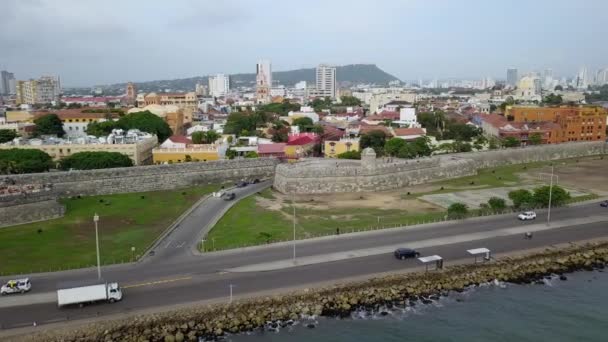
[596,68,608,86]
[256,59,272,103]
[208,74,229,97]
[195,83,208,96]
[507,68,518,87]
[0,70,16,95]
[15,75,61,105]
[576,66,589,89]
[315,64,337,99]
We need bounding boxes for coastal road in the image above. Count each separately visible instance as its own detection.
[1,189,607,331]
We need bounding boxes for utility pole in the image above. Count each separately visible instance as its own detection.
[93,213,101,280]
[547,165,554,226]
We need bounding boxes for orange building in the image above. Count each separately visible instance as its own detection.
[505,105,607,143]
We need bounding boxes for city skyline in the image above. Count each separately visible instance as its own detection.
[2,0,607,86]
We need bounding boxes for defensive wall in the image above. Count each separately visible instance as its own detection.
[0,158,279,227]
[273,141,607,194]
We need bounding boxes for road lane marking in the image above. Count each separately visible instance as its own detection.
[176,242,186,248]
[122,276,192,289]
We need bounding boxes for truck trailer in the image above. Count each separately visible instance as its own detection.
[57,282,122,307]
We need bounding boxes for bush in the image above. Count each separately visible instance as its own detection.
[533,185,570,207]
[0,129,17,143]
[0,149,53,174]
[447,202,469,219]
[488,197,507,211]
[508,189,534,209]
[34,114,65,137]
[59,151,133,170]
[337,150,361,160]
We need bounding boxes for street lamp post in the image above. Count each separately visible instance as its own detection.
[292,192,296,262]
[547,165,555,226]
[93,213,101,280]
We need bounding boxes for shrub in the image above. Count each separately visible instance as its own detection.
[447,202,469,219]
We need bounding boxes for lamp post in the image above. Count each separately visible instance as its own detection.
[93,213,101,280]
[540,165,559,226]
[292,192,296,262]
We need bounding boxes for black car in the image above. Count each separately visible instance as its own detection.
[601,200,608,208]
[223,193,236,201]
[394,248,420,260]
[236,181,248,188]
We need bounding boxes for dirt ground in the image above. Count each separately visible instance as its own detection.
[519,157,608,196]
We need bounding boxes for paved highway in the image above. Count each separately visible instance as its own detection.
[1,182,607,331]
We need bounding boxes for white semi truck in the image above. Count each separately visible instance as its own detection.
[57,282,122,307]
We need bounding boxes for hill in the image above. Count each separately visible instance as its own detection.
[100,64,400,94]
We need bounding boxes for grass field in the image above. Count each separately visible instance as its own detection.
[0,185,219,276]
[203,189,446,251]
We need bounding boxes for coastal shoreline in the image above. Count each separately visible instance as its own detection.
[9,237,608,342]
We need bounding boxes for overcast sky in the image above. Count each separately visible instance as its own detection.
[2,0,607,87]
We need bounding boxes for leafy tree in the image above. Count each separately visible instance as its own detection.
[528,133,543,145]
[244,151,259,158]
[86,121,120,137]
[447,203,469,219]
[312,124,324,135]
[360,130,387,155]
[258,100,300,116]
[533,185,571,207]
[0,129,17,143]
[67,103,83,109]
[225,148,238,159]
[224,112,265,136]
[508,189,534,209]
[117,111,172,141]
[543,94,563,105]
[411,136,433,157]
[292,117,314,132]
[0,149,53,174]
[490,104,497,112]
[192,130,221,144]
[191,131,205,144]
[340,96,362,106]
[311,97,332,112]
[488,137,500,150]
[554,85,563,91]
[488,197,507,211]
[451,140,473,152]
[336,150,361,159]
[59,151,133,170]
[502,136,520,148]
[443,123,481,142]
[499,97,515,112]
[384,138,406,156]
[34,114,65,137]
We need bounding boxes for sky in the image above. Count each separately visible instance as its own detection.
[1,0,607,87]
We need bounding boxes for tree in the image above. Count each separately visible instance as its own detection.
[533,185,571,207]
[488,197,507,211]
[360,130,387,155]
[224,112,266,136]
[543,94,563,105]
[292,117,314,132]
[33,114,65,137]
[191,131,205,144]
[192,130,221,144]
[59,151,133,170]
[411,136,433,157]
[443,123,481,142]
[554,85,563,91]
[225,148,238,159]
[490,104,497,113]
[502,136,520,148]
[337,150,361,159]
[451,140,473,153]
[0,149,53,174]
[244,151,259,158]
[86,121,119,137]
[488,137,500,150]
[508,189,534,209]
[340,96,362,106]
[528,133,543,145]
[447,203,469,219]
[384,138,406,157]
[0,129,17,143]
[117,111,172,141]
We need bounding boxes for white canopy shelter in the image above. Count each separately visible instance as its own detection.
[417,255,443,271]
[467,248,491,263]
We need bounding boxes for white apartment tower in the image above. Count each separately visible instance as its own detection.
[316,64,337,99]
[208,74,229,97]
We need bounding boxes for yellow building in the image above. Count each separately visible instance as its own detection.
[152,145,221,164]
[324,138,360,158]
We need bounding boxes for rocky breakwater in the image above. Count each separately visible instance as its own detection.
[25,242,608,342]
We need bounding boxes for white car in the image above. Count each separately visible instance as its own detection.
[518,211,537,221]
[1,278,32,295]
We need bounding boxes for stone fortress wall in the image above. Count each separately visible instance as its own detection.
[0,158,280,227]
[273,141,607,194]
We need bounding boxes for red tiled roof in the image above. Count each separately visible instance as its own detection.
[287,136,316,146]
[258,143,286,154]
[393,127,426,136]
[167,135,193,144]
[359,125,393,137]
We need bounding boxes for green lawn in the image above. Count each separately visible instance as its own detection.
[203,189,446,251]
[0,185,219,276]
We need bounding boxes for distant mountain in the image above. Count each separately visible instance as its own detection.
[98,64,400,94]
